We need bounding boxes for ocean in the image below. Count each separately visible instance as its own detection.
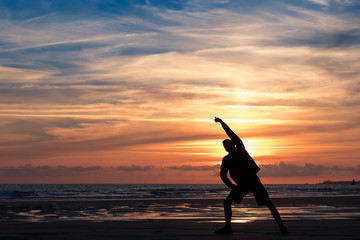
[1,183,360,201]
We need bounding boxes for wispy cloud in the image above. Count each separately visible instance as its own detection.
[0,0,359,182]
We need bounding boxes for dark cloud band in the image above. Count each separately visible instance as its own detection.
[0,163,358,177]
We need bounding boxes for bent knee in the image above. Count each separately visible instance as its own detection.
[265,200,275,209]
[223,198,233,206]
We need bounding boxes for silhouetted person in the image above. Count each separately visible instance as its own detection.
[214,117,288,234]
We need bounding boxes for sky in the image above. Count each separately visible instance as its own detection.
[0,0,359,184]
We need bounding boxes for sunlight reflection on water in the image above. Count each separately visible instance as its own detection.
[6,203,360,223]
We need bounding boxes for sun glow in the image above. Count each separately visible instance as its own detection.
[242,139,278,157]
[173,140,225,158]
[178,139,280,159]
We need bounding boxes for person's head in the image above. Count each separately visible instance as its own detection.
[222,139,235,153]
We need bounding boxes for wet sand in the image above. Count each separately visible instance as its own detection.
[1,196,360,239]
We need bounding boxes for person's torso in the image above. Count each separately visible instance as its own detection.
[222,148,260,183]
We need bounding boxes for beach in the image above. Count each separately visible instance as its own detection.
[1,196,360,239]
[1,218,360,240]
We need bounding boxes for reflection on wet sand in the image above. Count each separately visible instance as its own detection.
[2,198,360,223]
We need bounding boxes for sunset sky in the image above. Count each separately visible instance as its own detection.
[1,0,359,184]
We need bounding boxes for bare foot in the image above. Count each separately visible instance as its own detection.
[280,225,288,234]
[215,226,232,234]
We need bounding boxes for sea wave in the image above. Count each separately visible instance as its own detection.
[0,184,359,201]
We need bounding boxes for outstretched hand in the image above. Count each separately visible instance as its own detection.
[214,117,223,123]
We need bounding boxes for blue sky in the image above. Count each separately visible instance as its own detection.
[0,0,359,183]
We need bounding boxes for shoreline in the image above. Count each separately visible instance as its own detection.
[1,196,360,239]
[1,195,360,222]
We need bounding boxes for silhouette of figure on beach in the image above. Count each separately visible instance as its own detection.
[214,117,288,234]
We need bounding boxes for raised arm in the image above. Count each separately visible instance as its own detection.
[214,117,241,144]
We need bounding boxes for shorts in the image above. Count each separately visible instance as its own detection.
[228,175,270,206]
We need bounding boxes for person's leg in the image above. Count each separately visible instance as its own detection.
[215,188,247,234]
[251,176,288,234]
[224,195,233,228]
[266,200,288,234]
[215,195,234,233]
